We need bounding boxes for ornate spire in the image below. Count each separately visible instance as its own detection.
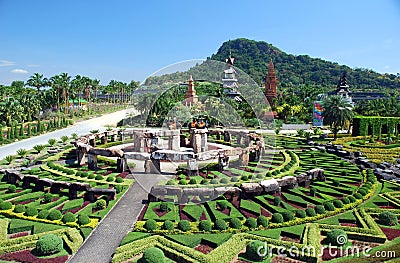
[225,51,235,66]
[337,72,349,88]
[265,59,278,106]
[184,75,198,105]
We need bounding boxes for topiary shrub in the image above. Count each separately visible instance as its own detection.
[115,177,123,183]
[95,199,107,210]
[198,220,212,232]
[144,219,158,231]
[256,174,264,179]
[13,204,26,213]
[38,209,49,219]
[379,211,398,226]
[358,189,367,196]
[47,209,62,221]
[159,202,169,212]
[62,212,76,223]
[348,195,357,203]
[230,218,242,229]
[77,214,90,225]
[341,197,350,204]
[257,215,269,227]
[296,210,307,218]
[162,220,174,230]
[43,193,53,203]
[245,217,257,229]
[214,219,226,230]
[310,187,317,197]
[353,193,363,199]
[271,213,284,223]
[140,247,165,263]
[281,211,295,222]
[217,200,228,210]
[241,175,248,181]
[35,234,63,256]
[25,207,38,217]
[0,201,12,210]
[95,175,103,180]
[106,176,115,182]
[315,205,326,214]
[246,240,268,261]
[333,200,344,208]
[8,185,16,193]
[220,178,229,184]
[306,208,316,217]
[231,176,239,182]
[88,174,95,179]
[333,180,340,187]
[273,196,282,206]
[166,179,176,185]
[189,178,197,184]
[200,179,209,185]
[210,179,219,184]
[324,202,335,211]
[326,229,347,246]
[178,220,191,232]
[179,179,188,185]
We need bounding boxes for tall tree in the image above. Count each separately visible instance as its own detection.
[26,73,48,93]
[322,95,354,139]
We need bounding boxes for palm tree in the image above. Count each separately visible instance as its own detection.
[26,73,48,93]
[50,74,62,112]
[322,95,354,140]
[60,73,71,113]
[71,75,83,107]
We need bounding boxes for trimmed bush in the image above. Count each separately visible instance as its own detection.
[271,213,284,223]
[246,240,268,261]
[353,193,363,199]
[47,209,62,221]
[62,212,76,223]
[245,217,257,229]
[106,176,115,182]
[296,210,307,218]
[77,214,90,225]
[144,219,158,231]
[333,180,340,187]
[210,179,219,184]
[220,178,229,184]
[348,195,357,203]
[198,220,212,232]
[214,219,227,230]
[38,209,49,219]
[241,175,248,181]
[315,205,326,214]
[326,229,348,246]
[341,197,350,204]
[257,215,269,227]
[189,178,197,184]
[324,202,335,211]
[358,189,367,196]
[25,207,38,217]
[178,220,191,232]
[159,202,168,212]
[95,199,107,210]
[13,204,26,213]
[88,174,95,179]
[0,201,12,210]
[35,234,63,256]
[116,177,123,183]
[230,218,242,229]
[231,176,239,182]
[179,179,188,185]
[333,200,344,208]
[8,185,16,193]
[379,211,398,226]
[95,175,103,180]
[140,247,165,263]
[310,187,317,197]
[273,196,282,206]
[306,208,316,217]
[281,211,295,222]
[162,220,174,230]
[217,200,229,210]
[43,193,53,203]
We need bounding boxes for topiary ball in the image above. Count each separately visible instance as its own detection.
[140,247,165,263]
[326,229,348,246]
[220,178,229,184]
[77,214,90,225]
[333,200,344,208]
[341,197,350,204]
[47,209,62,221]
[273,197,282,206]
[315,205,326,214]
[144,219,158,231]
[246,240,268,261]
[0,201,12,210]
[353,193,363,199]
[257,215,269,227]
[162,220,174,230]
[106,176,115,182]
[296,210,307,218]
[43,193,53,203]
[38,210,50,219]
[324,202,335,211]
[189,178,197,184]
[379,211,398,226]
[8,185,16,193]
[281,211,295,222]
[24,207,38,217]
[62,212,76,223]
[178,220,191,232]
[245,217,257,229]
[159,202,168,212]
[198,220,212,232]
[13,204,26,213]
[95,199,107,209]
[217,200,228,210]
[358,189,367,196]
[271,213,284,223]
[229,218,242,229]
[214,219,226,230]
[95,175,103,180]
[115,177,123,183]
[306,208,316,217]
[35,234,63,256]
[348,195,357,203]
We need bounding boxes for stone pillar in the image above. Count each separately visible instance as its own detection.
[191,129,208,154]
[216,132,221,140]
[151,158,161,173]
[180,135,187,147]
[239,150,249,166]
[100,135,107,145]
[144,159,160,174]
[88,154,98,170]
[168,136,180,151]
[89,138,96,147]
[111,134,117,142]
[223,131,231,142]
[237,133,242,145]
[77,148,86,166]
[117,157,127,172]
[50,185,61,194]
[134,132,144,152]
[84,191,96,202]
[201,132,208,152]
[187,158,199,176]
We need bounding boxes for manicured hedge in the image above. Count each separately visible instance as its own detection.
[35,234,63,256]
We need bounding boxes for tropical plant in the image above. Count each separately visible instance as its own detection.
[16,148,28,157]
[26,72,48,93]
[33,144,46,153]
[322,95,353,140]
[4,155,15,164]
[48,138,57,146]
[60,135,69,143]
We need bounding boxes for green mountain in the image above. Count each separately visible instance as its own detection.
[146,38,399,90]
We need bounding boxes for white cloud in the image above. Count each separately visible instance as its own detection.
[0,59,15,67]
[11,69,28,74]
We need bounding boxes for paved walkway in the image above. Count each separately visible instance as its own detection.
[68,173,164,263]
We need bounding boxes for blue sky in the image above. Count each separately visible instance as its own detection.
[0,0,399,85]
